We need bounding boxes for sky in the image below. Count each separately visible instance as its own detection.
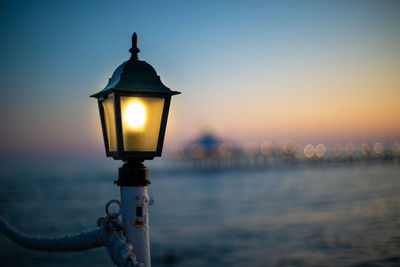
[0,0,399,168]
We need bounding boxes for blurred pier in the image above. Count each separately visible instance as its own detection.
[165,134,400,170]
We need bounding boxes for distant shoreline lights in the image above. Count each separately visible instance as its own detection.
[166,139,400,164]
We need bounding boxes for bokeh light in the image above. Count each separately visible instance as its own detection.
[219,142,234,158]
[373,142,384,154]
[243,142,259,157]
[361,143,371,155]
[294,144,304,159]
[393,142,400,153]
[261,140,273,156]
[345,143,355,156]
[283,140,296,155]
[273,141,284,155]
[304,144,315,159]
[332,144,343,157]
[315,144,326,158]
[168,145,185,159]
[189,144,205,159]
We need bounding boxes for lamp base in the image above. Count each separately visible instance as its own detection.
[115,161,150,187]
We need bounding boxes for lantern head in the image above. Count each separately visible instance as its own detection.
[90,33,180,161]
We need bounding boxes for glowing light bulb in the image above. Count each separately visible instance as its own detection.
[125,101,146,129]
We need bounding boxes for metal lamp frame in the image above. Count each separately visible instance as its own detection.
[97,92,171,161]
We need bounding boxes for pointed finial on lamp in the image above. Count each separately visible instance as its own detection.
[129,32,140,60]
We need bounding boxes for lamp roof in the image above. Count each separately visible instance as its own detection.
[90,33,180,98]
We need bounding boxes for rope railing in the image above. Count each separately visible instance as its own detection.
[0,200,142,267]
[0,218,104,252]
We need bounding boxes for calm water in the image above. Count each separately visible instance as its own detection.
[0,163,399,266]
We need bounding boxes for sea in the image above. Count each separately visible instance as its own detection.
[0,163,399,267]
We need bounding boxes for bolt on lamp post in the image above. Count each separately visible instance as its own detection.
[90,32,180,267]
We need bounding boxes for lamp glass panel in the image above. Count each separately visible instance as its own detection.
[101,94,117,151]
[120,96,165,151]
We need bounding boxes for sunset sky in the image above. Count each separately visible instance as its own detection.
[0,0,399,167]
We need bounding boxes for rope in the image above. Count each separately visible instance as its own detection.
[0,218,104,252]
[98,211,143,267]
[0,200,143,267]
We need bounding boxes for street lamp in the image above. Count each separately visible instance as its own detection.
[91,33,179,161]
[90,32,180,267]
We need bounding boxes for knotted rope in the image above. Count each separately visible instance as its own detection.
[0,200,142,267]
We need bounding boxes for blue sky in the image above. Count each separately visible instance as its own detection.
[0,0,399,168]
